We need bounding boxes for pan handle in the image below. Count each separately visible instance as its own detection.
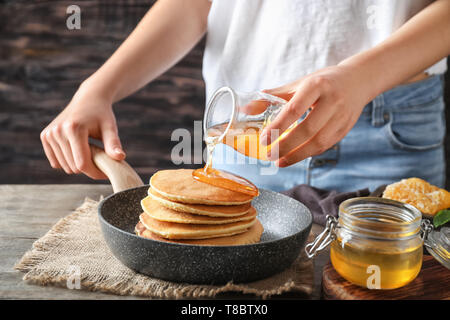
[90,144,144,193]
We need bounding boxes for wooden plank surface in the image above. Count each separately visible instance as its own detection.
[0,184,146,299]
[0,184,327,300]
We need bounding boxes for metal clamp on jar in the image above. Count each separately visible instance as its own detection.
[305,197,449,290]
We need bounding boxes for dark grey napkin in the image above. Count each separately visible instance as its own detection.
[282,184,370,226]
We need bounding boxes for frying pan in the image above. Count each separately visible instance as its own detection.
[91,145,313,284]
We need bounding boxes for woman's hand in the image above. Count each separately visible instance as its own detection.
[259,65,372,167]
[258,0,450,168]
[39,0,211,179]
[40,83,125,179]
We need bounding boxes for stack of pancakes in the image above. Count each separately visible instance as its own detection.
[135,169,263,245]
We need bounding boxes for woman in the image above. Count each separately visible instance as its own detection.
[40,0,450,192]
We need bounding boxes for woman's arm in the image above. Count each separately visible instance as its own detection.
[339,0,450,101]
[261,0,450,167]
[40,0,211,179]
[84,0,211,102]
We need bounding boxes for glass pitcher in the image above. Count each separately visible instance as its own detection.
[203,86,289,161]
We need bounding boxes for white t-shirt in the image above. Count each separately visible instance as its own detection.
[203,0,447,101]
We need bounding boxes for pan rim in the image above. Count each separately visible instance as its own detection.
[98,185,312,249]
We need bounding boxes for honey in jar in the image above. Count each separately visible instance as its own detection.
[331,197,423,289]
[330,233,423,289]
[306,197,427,290]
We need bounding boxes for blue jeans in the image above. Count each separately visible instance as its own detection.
[211,75,446,192]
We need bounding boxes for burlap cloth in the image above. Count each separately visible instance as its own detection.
[14,198,314,299]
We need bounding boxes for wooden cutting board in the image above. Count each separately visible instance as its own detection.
[322,255,450,299]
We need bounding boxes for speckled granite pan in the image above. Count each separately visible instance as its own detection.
[98,186,312,285]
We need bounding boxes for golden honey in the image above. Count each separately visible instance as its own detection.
[330,235,423,289]
[192,122,263,196]
[205,121,295,161]
[193,120,295,194]
[330,198,424,290]
[206,121,270,160]
[192,166,259,196]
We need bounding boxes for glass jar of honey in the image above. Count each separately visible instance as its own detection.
[305,197,441,290]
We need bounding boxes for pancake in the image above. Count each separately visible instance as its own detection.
[141,196,257,224]
[135,219,264,246]
[139,213,256,239]
[147,188,252,217]
[150,169,255,205]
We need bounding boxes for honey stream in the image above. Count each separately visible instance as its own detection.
[192,121,270,196]
[192,120,296,195]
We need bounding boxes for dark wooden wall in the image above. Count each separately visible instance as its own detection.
[0,0,205,185]
[1,0,449,189]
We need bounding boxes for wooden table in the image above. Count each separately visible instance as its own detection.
[0,184,329,300]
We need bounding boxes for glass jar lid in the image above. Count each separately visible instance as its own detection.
[425,226,450,269]
[338,197,422,240]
